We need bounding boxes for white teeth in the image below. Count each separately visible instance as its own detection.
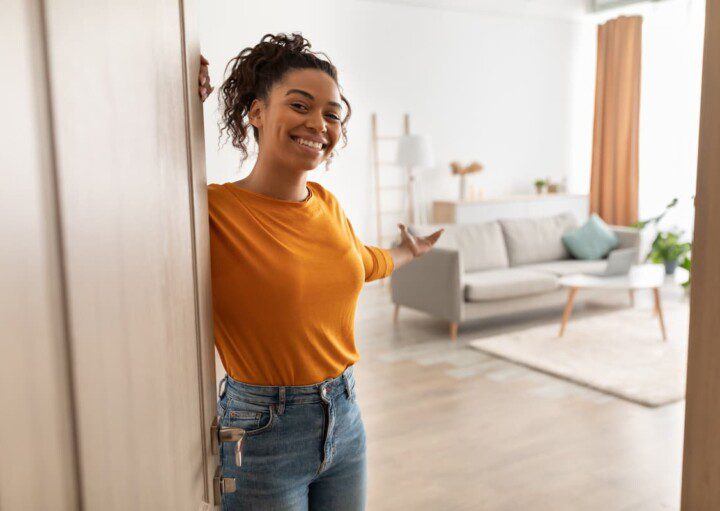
[294,137,323,150]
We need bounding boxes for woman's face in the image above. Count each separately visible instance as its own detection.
[249,68,343,172]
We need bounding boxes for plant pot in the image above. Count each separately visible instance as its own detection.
[534,185,545,194]
[664,259,679,275]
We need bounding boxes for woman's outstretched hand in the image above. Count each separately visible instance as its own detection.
[388,223,444,271]
[199,55,214,102]
[398,223,444,258]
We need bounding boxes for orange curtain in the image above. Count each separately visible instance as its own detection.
[589,15,642,226]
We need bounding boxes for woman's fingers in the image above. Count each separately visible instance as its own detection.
[199,66,210,84]
[199,54,211,92]
[397,223,409,242]
[397,223,444,257]
[425,228,444,244]
[198,55,213,102]
[398,223,417,249]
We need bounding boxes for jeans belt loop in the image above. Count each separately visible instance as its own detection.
[277,387,286,415]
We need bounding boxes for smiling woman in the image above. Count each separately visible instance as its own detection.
[217,33,351,174]
[199,32,443,511]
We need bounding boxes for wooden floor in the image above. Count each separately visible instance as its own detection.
[356,280,686,511]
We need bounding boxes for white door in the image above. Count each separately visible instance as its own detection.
[0,0,218,509]
[0,1,79,509]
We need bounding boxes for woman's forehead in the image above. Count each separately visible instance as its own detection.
[274,69,341,104]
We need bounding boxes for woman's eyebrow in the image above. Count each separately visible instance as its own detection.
[285,89,342,109]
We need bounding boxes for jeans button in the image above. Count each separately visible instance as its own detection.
[321,387,328,398]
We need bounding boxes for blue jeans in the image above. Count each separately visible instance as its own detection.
[216,364,367,510]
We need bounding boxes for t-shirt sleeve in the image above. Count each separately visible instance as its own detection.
[344,214,395,282]
[207,183,220,220]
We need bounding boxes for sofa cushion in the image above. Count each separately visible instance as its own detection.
[561,213,620,259]
[464,268,558,302]
[499,212,577,266]
[519,259,608,277]
[409,221,509,272]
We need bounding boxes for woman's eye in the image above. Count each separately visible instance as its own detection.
[326,114,341,121]
[291,103,308,111]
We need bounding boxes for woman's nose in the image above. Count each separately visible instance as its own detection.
[306,111,327,133]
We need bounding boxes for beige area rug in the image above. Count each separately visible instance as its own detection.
[468,303,690,407]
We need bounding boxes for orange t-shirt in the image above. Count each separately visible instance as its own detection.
[207,180,394,385]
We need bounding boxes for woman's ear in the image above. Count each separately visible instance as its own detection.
[248,98,264,129]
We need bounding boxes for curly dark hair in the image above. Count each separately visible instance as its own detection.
[218,32,352,166]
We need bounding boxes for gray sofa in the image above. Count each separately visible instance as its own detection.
[390,212,641,341]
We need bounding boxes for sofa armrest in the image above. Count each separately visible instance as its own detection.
[390,247,463,323]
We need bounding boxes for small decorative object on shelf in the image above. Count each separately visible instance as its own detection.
[450,161,484,201]
[534,178,547,194]
[547,177,559,193]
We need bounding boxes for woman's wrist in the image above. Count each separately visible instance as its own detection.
[388,244,415,270]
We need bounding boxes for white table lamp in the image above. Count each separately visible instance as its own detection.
[396,134,434,224]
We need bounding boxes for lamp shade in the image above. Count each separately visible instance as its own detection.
[396,134,434,167]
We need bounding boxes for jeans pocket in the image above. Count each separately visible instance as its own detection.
[222,397,276,437]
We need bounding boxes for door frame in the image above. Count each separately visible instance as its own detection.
[681,0,720,508]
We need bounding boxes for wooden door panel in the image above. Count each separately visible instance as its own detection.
[0,1,79,509]
[42,0,212,508]
[681,0,720,507]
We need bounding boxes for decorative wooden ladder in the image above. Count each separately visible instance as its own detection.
[370,113,412,288]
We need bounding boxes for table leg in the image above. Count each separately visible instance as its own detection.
[559,287,578,337]
[449,321,458,342]
[629,289,635,307]
[653,287,668,341]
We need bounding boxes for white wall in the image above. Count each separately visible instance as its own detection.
[568,0,705,246]
[199,0,705,248]
[199,0,581,243]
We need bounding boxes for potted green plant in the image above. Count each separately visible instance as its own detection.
[646,229,691,275]
[533,179,547,194]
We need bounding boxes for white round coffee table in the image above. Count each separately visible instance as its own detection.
[557,265,668,340]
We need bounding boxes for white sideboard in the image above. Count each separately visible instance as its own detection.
[432,194,589,224]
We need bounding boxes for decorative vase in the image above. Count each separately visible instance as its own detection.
[664,259,679,275]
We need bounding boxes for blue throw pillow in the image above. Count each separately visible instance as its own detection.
[561,213,620,260]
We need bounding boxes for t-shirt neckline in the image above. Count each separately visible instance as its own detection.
[225,181,317,209]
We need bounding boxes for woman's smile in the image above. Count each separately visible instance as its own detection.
[290,135,327,156]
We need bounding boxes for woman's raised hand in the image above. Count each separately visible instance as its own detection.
[199,55,214,103]
[397,223,444,259]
